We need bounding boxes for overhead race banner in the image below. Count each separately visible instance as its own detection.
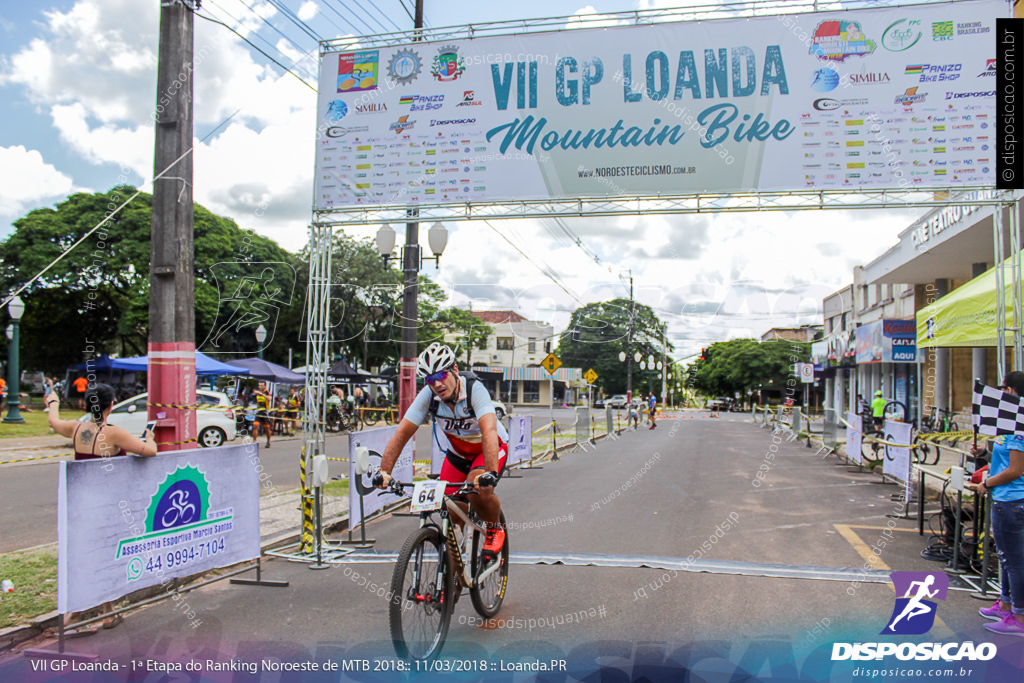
[315,0,999,208]
[57,445,261,614]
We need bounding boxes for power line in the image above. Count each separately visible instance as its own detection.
[221,0,317,68]
[194,9,317,91]
[481,221,583,305]
[264,0,323,41]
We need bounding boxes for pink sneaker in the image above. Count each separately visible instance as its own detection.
[980,600,1011,622]
[983,613,1024,637]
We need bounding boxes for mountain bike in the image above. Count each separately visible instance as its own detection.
[375,477,509,661]
[861,400,906,465]
[921,405,960,450]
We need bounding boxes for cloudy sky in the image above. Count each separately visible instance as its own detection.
[0,0,930,361]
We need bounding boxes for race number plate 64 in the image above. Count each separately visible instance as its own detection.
[410,480,444,513]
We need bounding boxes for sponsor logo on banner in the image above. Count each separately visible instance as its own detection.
[324,125,370,138]
[432,45,466,82]
[813,98,841,110]
[400,94,445,111]
[847,69,891,85]
[387,48,422,85]
[389,115,415,133]
[932,21,954,41]
[337,50,379,93]
[979,59,996,77]
[958,21,991,36]
[894,87,927,106]
[326,100,348,121]
[457,90,483,107]
[354,102,387,115]
[429,118,477,126]
[946,90,996,100]
[882,18,923,52]
[810,19,876,61]
[811,67,840,91]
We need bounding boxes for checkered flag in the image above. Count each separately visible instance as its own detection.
[973,380,1024,436]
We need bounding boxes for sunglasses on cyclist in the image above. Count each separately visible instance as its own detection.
[424,370,450,385]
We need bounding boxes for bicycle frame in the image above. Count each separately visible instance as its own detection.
[420,494,503,591]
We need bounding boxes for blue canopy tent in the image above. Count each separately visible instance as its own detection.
[114,351,251,376]
[223,358,305,384]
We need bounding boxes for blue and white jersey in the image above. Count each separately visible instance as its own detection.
[404,376,508,455]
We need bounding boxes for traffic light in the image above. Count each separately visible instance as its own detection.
[571,327,581,342]
[700,348,706,361]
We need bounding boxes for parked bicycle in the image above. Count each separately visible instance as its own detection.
[361,405,399,427]
[920,405,960,450]
[374,476,509,661]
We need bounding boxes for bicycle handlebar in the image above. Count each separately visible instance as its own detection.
[373,474,485,497]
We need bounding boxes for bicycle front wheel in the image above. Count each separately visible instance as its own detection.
[389,527,453,661]
[470,511,509,618]
[362,409,380,427]
[946,422,959,449]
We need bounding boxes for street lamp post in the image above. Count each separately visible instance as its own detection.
[4,296,26,424]
[255,324,267,360]
[376,221,448,418]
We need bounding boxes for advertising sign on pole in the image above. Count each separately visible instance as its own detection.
[315,1,998,209]
[348,425,414,526]
[881,419,914,483]
[507,415,533,466]
[846,412,863,465]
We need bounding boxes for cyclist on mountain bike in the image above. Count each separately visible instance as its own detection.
[376,342,508,558]
[870,389,886,431]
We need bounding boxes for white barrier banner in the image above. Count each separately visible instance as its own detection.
[507,415,533,466]
[58,444,261,614]
[348,426,414,526]
[882,419,914,482]
[315,0,999,208]
[847,412,863,465]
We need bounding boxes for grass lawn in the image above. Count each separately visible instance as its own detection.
[0,408,81,439]
[0,547,58,629]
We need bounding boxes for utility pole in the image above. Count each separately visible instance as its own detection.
[397,0,425,419]
[626,273,634,404]
[149,0,196,450]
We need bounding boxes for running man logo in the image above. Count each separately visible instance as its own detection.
[880,571,948,635]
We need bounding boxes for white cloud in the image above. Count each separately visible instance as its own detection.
[0,145,75,218]
[297,1,319,22]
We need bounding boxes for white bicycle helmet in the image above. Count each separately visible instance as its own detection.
[417,342,457,378]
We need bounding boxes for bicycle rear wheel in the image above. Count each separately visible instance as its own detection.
[862,433,882,464]
[362,408,380,427]
[946,422,959,450]
[469,511,509,618]
[389,527,453,661]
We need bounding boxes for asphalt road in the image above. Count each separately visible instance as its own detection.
[0,407,586,553]
[3,412,1020,681]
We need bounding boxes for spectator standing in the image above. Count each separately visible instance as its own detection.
[72,375,89,410]
[253,380,273,448]
[972,372,1024,637]
[870,390,886,432]
[648,392,657,430]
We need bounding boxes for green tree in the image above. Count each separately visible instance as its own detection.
[0,186,299,373]
[555,298,672,394]
[688,338,810,402]
[433,307,493,366]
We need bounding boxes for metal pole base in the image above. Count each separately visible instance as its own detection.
[308,562,332,571]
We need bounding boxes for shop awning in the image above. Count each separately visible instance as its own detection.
[917,257,1023,348]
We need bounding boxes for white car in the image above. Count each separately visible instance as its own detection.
[81,390,237,448]
[606,395,629,409]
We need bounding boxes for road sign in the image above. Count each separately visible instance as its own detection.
[541,353,562,374]
[584,368,598,384]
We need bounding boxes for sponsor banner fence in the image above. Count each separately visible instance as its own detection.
[57,444,261,614]
[507,415,532,466]
[881,419,914,482]
[847,412,863,463]
[348,426,413,526]
[315,0,999,209]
